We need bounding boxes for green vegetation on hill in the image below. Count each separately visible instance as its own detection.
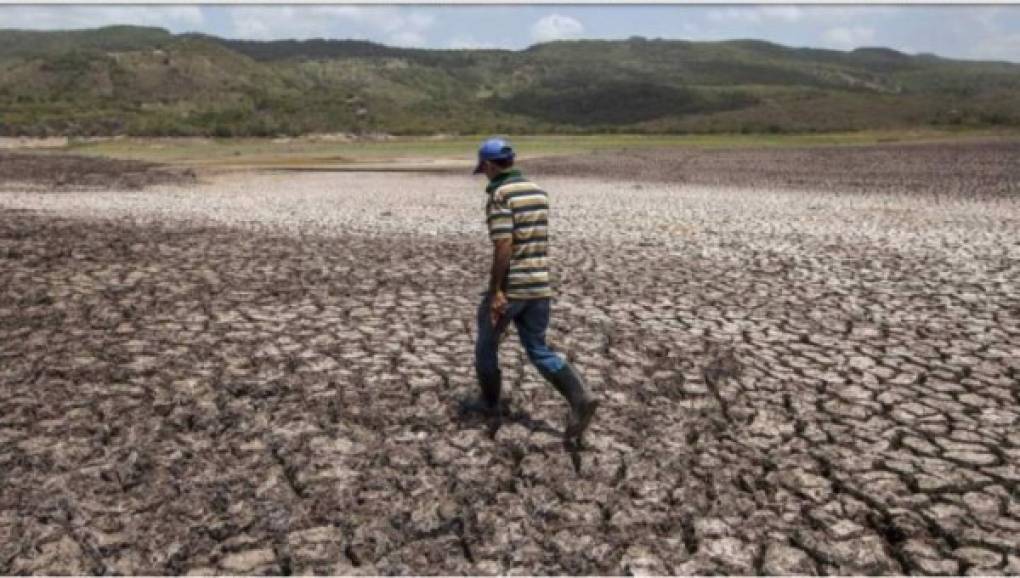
[2,26,1020,136]
[0,25,173,59]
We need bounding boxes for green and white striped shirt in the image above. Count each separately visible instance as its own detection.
[485,169,554,300]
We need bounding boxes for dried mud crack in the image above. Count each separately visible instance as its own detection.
[1,159,1018,574]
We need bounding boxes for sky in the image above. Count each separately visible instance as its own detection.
[3,5,1020,63]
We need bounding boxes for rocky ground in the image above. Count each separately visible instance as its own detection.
[1,150,1018,574]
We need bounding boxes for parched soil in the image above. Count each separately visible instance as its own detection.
[0,151,196,192]
[1,165,1019,575]
[527,139,1020,197]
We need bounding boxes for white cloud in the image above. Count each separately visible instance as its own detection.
[384,12,435,47]
[706,6,805,24]
[758,6,806,23]
[0,6,205,32]
[225,6,434,46]
[822,26,877,49]
[531,14,584,43]
[705,6,896,27]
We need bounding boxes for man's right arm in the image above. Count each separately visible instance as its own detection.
[488,237,512,325]
[486,192,514,325]
[489,237,512,295]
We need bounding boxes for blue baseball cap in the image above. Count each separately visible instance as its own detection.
[473,137,515,174]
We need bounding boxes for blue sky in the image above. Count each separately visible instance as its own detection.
[3,5,1020,63]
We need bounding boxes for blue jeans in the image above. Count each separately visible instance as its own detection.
[475,294,566,385]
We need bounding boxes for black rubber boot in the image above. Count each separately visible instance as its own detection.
[463,369,501,416]
[542,363,599,444]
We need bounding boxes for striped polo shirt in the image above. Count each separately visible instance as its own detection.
[485,169,554,300]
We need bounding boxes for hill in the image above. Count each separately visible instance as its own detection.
[2,26,1020,136]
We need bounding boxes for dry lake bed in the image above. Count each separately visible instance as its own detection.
[1,141,1019,574]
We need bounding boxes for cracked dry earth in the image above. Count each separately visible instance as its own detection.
[1,167,1019,575]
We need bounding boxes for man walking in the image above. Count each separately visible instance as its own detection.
[468,137,598,446]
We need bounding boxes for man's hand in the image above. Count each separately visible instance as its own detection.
[490,289,508,327]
